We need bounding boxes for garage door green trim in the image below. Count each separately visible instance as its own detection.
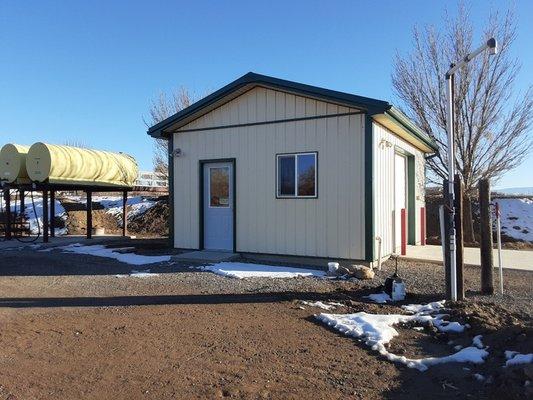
[394,145,416,245]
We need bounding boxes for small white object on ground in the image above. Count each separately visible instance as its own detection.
[195,262,326,279]
[364,292,392,304]
[316,300,487,372]
[505,352,533,366]
[328,262,339,274]
[58,244,171,265]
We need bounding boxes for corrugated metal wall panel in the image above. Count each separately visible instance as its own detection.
[373,122,426,258]
[171,87,365,259]
[178,86,359,131]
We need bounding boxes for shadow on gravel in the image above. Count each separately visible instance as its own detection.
[0,290,360,308]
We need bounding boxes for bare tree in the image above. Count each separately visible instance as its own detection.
[144,87,196,180]
[392,5,533,242]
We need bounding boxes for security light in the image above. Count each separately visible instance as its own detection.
[487,38,498,55]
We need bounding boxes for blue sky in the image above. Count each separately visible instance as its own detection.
[1,0,531,188]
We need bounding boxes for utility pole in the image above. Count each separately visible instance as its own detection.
[444,38,497,301]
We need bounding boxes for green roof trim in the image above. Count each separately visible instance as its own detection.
[384,106,438,152]
[147,72,438,153]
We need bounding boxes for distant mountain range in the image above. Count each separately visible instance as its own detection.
[494,187,533,195]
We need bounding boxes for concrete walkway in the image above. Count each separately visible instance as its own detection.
[172,250,239,263]
[402,245,533,272]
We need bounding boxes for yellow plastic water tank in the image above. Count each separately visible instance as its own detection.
[26,142,138,188]
[0,144,30,183]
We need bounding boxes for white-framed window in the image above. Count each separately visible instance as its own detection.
[276,152,317,198]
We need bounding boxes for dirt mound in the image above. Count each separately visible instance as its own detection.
[62,199,122,235]
[128,200,168,237]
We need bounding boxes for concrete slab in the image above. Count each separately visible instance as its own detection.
[172,250,239,263]
[402,245,533,272]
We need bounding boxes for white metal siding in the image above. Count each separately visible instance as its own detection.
[171,86,366,259]
[373,122,426,258]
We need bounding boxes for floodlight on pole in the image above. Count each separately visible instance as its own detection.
[445,37,497,301]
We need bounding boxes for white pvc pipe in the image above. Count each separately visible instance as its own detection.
[376,236,382,271]
[495,203,504,294]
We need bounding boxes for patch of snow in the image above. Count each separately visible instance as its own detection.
[364,292,391,304]
[472,335,484,349]
[316,301,487,372]
[474,373,485,382]
[495,197,533,242]
[431,316,467,333]
[505,350,519,360]
[505,352,533,367]
[454,345,463,351]
[65,195,159,225]
[58,243,171,265]
[195,262,326,279]
[115,269,159,278]
[402,301,446,315]
[300,301,343,310]
[402,301,466,333]
[1,196,67,235]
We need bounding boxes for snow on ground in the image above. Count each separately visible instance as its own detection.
[300,301,344,310]
[495,197,533,242]
[56,243,171,265]
[115,269,159,278]
[472,335,484,349]
[194,262,326,279]
[64,195,159,224]
[505,351,533,367]
[364,292,392,304]
[316,301,487,372]
[0,195,67,235]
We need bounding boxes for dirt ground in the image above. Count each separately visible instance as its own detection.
[0,243,531,399]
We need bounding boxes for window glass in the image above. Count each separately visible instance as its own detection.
[278,155,295,196]
[209,167,230,207]
[297,154,316,196]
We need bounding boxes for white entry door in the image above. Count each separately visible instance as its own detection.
[203,162,234,251]
[394,153,407,254]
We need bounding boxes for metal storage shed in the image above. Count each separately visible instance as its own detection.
[148,72,437,264]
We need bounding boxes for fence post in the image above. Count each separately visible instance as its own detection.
[4,189,12,240]
[43,190,49,243]
[122,190,128,237]
[86,191,92,239]
[479,179,494,295]
[454,174,464,300]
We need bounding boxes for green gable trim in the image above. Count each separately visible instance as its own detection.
[364,114,374,262]
[149,72,389,139]
[385,107,438,152]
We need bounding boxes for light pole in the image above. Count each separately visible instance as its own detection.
[445,38,497,301]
